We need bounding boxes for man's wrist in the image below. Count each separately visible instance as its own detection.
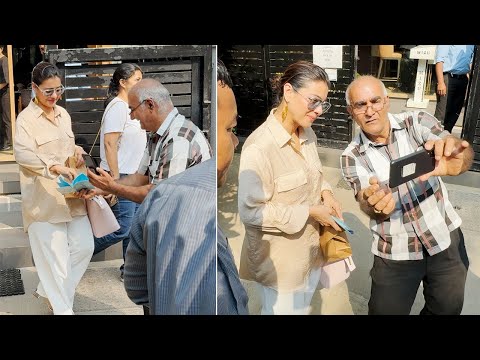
[109,179,121,196]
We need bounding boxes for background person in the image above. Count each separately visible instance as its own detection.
[93,63,146,282]
[434,45,474,133]
[0,45,12,151]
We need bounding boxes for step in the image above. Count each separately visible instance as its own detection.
[0,228,32,269]
[0,181,20,195]
[0,211,24,229]
[0,162,20,195]
[0,194,22,213]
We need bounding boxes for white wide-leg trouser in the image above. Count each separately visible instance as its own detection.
[28,215,94,315]
[260,266,322,315]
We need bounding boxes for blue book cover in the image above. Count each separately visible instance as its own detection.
[57,173,95,194]
[331,216,354,235]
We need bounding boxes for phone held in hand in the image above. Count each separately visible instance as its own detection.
[389,147,435,188]
[82,154,100,175]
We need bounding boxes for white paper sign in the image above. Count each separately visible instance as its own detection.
[313,45,343,69]
[325,68,338,81]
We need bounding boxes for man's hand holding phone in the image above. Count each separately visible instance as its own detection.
[87,167,117,194]
[419,136,472,181]
[82,154,99,175]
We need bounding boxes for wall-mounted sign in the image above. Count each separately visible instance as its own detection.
[313,45,343,69]
[325,68,338,82]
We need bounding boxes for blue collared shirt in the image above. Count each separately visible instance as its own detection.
[124,159,216,314]
[435,45,474,74]
[217,227,249,315]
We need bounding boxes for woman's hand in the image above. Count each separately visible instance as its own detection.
[50,165,77,182]
[321,190,343,219]
[74,146,87,168]
[309,204,342,232]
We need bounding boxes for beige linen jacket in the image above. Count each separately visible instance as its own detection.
[238,110,333,291]
[14,101,87,232]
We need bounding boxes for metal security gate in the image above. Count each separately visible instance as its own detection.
[219,45,355,149]
[462,45,480,172]
[47,45,212,160]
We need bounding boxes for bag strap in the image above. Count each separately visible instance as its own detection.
[89,99,124,155]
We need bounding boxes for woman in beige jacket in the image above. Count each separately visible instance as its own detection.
[238,61,343,315]
[14,62,94,315]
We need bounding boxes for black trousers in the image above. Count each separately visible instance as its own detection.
[368,228,469,315]
[0,90,11,147]
[434,74,468,133]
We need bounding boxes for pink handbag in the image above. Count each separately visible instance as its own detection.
[86,195,120,238]
[319,256,356,289]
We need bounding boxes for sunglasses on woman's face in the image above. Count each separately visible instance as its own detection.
[292,87,331,114]
[34,84,65,97]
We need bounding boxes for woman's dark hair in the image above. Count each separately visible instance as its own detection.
[271,60,331,106]
[31,61,61,86]
[217,59,233,88]
[105,63,143,107]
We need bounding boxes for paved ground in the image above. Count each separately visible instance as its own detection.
[0,259,143,315]
[218,154,480,315]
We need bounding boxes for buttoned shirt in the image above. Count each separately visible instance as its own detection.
[137,108,212,185]
[14,100,86,231]
[341,111,462,260]
[124,159,216,315]
[238,109,333,291]
[435,45,474,75]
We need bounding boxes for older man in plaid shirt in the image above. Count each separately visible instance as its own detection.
[86,78,212,204]
[341,75,473,315]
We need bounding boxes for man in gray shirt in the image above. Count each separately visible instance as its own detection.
[123,158,216,314]
[216,60,249,315]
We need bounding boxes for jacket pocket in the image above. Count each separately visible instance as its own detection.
[65,129,75,138]
[35,133,59,146]
[276,171,307,193]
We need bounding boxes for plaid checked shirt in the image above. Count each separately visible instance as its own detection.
[341,111,462,260]
[137,108,212,185]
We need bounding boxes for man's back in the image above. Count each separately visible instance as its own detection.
[217,227,249,315]
[124,159,216,314]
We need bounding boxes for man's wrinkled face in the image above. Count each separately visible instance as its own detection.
[347,78,390,139]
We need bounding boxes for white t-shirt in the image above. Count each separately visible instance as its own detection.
[99,97,147,174]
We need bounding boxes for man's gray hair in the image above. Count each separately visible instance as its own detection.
[135,78,173,112]
[345,75,388,105]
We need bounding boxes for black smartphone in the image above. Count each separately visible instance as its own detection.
[389,147,435,188]
[82,154,100,175]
